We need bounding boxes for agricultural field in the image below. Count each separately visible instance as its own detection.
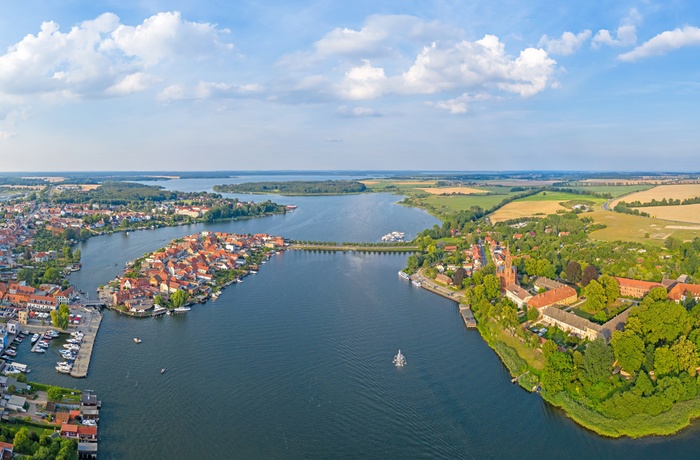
[641,203,700,225]
[562,184,652,198]
[418,186,488,195]
[611,184,700,206]
[588,210,700,245]
[419,192,515,214]
[488,191,606,223]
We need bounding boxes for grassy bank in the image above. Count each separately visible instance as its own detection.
[474,315,700,438]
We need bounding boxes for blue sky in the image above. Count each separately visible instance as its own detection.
[0,0,699,171]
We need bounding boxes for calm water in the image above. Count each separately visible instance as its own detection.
[13,182,700,458]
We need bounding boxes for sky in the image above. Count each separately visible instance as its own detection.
[0,0,699,172]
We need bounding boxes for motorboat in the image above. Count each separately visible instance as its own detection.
[33,348,46,354]
[56,364,72,374]
[161,368,165,374]
[173,307,191,314]
[393,349,406,367]
[134,338,142,344]
[398,271,410,280]
[412,280,422,287]
[31,333,40,344]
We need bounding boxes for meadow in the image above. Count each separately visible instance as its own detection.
[612,184,700,206]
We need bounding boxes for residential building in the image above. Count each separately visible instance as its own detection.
[528,286,578,311]
[614,277,664,299]
[668,283,700,303]
[505,283,532,309]
[541,306,602,341]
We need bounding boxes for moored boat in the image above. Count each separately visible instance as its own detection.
[173,306,191,314]
[398,271,410,280]
[411,280,422,287]
[31,333,40,344]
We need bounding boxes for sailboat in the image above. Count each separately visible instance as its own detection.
[393,349,406,367]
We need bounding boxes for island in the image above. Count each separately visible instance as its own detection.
[98,232,286,316]
[213,180,367,195]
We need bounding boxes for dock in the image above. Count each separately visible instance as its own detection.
[459,304,477,328]
[70,310,103,378]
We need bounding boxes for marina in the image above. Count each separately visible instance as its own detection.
[70,310,102,378]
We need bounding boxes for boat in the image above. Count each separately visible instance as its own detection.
[212,291,221,301]
[4,349,16,357]
[161,368,165,374]
[393,349,406,367]
[250,270,258,275]
[11,363,29,373]
[31,333,40,344]
[32,348,46,354]
[134,338,142,344]
[56,364,72,374]
[381,231,406,242]
[173,306,191,314]
[398,271,410,281]
[412,280,422,287]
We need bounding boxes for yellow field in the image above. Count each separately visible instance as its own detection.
[419,187,487,195]
[80,184,100,191]
[588,210,700,245]
[582,179,664,185]
[612,184,700,206]
[361,180,435,186]
[489,201,566,223]
[641,203,700,225]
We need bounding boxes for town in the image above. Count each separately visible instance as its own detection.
[100,232,287,316]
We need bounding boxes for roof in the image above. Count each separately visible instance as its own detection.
[668,283,700,301]
[78,425,97,435]
[614,277,664,290]
[533,277,565,290]
[61,423,79,433]
[528,286,577,309]
[542,306,602,334]
[55,412,70,423]
[506,283,532,301]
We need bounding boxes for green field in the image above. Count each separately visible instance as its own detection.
[419,192,516,213]
[518,191,606,203]
[589,210,700,245]
[563,185,653,198]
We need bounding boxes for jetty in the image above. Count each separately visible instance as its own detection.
[70,310,103,378]
[459,305,477,328]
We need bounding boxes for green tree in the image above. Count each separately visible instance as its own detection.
[583,279,606,313]
[629,300,690,346]
[47,386,63,401]
[654,346,679,376]
[526,307,539,322]
[611,329,645,374]
[598,274,620,304]
[41,267,61,284]
[583,337,614,383]
[51,304,70,330]
[671,336,698,375]
[483,274,501,300]
[13,427,30,454]
[154,294,164,307]
[498,303,519,334]
[169,289,189,308]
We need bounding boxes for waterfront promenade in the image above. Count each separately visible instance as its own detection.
[70,309,103,378]
[412,268,464,302]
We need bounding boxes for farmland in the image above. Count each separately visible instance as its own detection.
[611,184,700,206]
[418,186,488,195]
[562,184,652,198]
[588,210,700,245]
[641,203,700,225]
[488,191,605,223]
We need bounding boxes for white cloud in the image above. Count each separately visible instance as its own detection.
[618,26,700,62]
[336,105,381,117]
[0,12,233,100]
[592,8,640,48]
[539,30,592,56]
[106,72,157,95]
[430,93,493,115]
[157,81,264,101]
[401,36,556,97]
[339,61,388,100]
[101,11,233,66]
[0,131,15,140]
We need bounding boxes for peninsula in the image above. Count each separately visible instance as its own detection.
[213,180,367,195]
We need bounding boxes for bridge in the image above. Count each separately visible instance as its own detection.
[288,243,418,253]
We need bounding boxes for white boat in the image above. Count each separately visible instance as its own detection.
[11,363,29,373]
[382,231,406,242]
[393,350,406,367]
[56,364,72,374]
[250,270,258,274]
[31,334,40,344]
[173,306,191,314]
[56,361,70,366]
[412,280,422,287]
[32,348,46,354]
[38,341,50,348]
[134,338,142,344]
[398,271,410,281]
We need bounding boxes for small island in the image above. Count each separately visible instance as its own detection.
[99,232,286,316]
[213,180,367,195]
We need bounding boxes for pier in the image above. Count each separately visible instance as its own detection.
[410,269,464,302]
[70,310,103,378]
[459,305,477,328]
